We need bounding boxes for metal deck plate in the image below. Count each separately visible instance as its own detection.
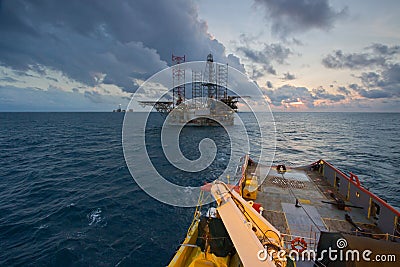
[268,169,310,182]
[282,202,327,239]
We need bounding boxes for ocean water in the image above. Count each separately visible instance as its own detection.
[0,112,399,266]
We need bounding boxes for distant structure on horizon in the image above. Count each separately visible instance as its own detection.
[113,104,133,113]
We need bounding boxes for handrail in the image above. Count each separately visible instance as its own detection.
[321,160,400,217]
[186,190,204,237]
[349,230,400,240]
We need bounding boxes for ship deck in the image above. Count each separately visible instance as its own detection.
[254,166,381,250]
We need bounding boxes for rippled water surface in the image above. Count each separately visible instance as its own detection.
[0,112,399,266]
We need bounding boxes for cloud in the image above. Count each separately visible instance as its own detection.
[322,50,387,69]
[0,85,128,111]
[369,43,400,56]
[322,44,400,69]
[381,63,400,94]
[359,72,382,87]
[0,77,19,83]
[356,64,400,98]
[312,87,345,102]
[84,90,104,104]
[323,44,400,100]
[264,85,315,107]
[46,76,59,82]
[347,83,393,99]
[337,86,351,95]
[251,68,267,79]
[264,84,346,108]
[236,42,292,78]
[236,38,292,63]
[226,54,245,73]
[358,89,392,99]
[348,83,361,91]
[282,72,296,80]
[0,0,244,93]
[254,0,347,37]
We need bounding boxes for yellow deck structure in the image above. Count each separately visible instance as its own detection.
[169,156,400,267]
[168,182,288,267]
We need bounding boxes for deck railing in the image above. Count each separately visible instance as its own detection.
[279,224,321,251]
[318,160,400,239]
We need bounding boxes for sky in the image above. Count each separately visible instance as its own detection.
[0,0,399,112]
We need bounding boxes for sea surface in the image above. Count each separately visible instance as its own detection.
[0,112,399,266]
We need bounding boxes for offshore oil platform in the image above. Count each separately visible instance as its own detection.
[140,54,240,126]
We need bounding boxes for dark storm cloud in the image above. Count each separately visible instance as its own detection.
[282,72,296,80]
[0,0,244,93]
[253,0,347,37]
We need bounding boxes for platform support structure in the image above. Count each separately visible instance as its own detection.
[192,71,202,108]
[217,63,228,100]
[172,54,186,108]
[203,54,217,99]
